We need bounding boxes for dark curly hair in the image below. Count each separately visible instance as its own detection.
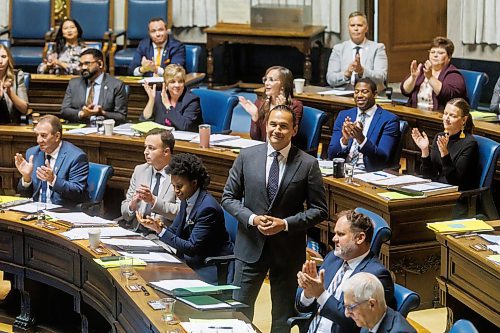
[336,209,374,243]
[166,153,210,189]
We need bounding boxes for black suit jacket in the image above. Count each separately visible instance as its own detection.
[361,307,416,333]
[221,143,328,265]
[296,251,395,333]
[60,73,128,124]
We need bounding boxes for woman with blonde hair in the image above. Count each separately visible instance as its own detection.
[0,44,29,123]
[141,64,202,131]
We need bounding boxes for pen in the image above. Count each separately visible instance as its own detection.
[208,327,232,329]
[139,285,150,296]
[373,172,387,177]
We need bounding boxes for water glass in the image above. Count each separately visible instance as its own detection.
[344,163,355,184]
[36,202,47,226]
[159,297,176,322]
[119,256,134,281]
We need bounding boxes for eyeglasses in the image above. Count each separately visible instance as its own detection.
[345,299,369,313]
[262,76,280,84]
[79,60,98,67]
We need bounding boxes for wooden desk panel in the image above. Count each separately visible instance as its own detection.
[436,230,500,330]
[205,24,325,87]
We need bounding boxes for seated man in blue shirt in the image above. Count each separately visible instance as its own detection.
[327,78,400,171]
[128,17,185,77]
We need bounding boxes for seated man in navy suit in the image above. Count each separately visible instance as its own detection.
[14,115,89,207]
[137,153,233,284]
[327,78,400,171]
[296,210,395,333]
[343,272,416,333]
[128,17,186,77]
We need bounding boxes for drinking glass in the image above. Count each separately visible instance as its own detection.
[344,162,355,184]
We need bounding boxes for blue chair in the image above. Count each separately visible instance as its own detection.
[205,209,237,285]
[185,44,201,74]
[293,106,327,156]
[68,0,114,56]
[0,40,10,48]
[23,72,31,92]
[192,89,238,134]
[388,120,408,170]
[0,0,55,66]
[459,135,500,219]
[111,0,171,74]
[78,162,114,216]
[354,207,392,257]
[449,319,479,333]
[458,69,489,109]
[394,283,420,317]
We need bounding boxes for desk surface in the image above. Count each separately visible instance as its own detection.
[436,225,500,328]
[205,23,325,37]
[0,209,254,332]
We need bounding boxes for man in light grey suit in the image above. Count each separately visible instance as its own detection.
[121,129,179,230]
[61,48,127,124]
[326,11,388,92]
[222,105,328,333]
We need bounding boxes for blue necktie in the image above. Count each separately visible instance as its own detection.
[267,151,280,202]
[40,155,52,203]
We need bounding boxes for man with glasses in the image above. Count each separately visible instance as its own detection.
[343,273,416,333]
[296,210,395,333]
[61,48,127,124]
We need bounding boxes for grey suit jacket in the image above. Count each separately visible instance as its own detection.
[490,76,500,114]
[221,143,328,264]
[326,39,388,92]
[60,73,128,124]
[121,163,179,225]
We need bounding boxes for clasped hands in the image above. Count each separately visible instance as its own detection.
[136,211,164,234]
[140,56,158,74]
[341,116,365,145]
[0,79,13,99]
[80,104,103,118]
[129,184,156,210]
[14,153,55,184]
[253,215,286,236]
[297,260,325,299]
[344,54,363,79]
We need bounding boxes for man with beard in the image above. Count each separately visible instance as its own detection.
[15,115,89,207]
[327,78,400,171]
[296,210,395,333]
[61,48,127,124]
[128,17,185,77]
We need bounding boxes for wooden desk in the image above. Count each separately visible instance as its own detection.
[0,210,255,332]
[324,177,461,309]
[204,24,325,88]
[256,85,500,206]
[435,226,500,331]
[28,73,206,122]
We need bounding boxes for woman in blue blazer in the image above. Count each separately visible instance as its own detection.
[141,64,202,132]
[138,153,233,284]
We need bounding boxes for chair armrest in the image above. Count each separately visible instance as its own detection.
[76,201,102,216]
[287,313,312,329]
[0,26,8,37]
[111,29,126,42]
[459,186,489,199]
[219,129,232,135]
[44,29,56,42]
[204,254,235,265]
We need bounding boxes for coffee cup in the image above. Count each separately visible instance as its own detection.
[199,124,211,148]
[293,78,305,94]
[103,119,115,136]
[88,229,101,249]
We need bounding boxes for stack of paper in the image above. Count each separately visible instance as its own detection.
[113,123,136,136]
[401,182,458,196]
[10,202,61,213]
[61,227,138,240]
[317,89,354,96]
[131,121,174,133]
[65,127,98,135]
[190,134,240,145]
[426,219,494,234]
[117,251,181,263]
[213,138,263,149]
[172,130,199,141]
[486,254,500,265]
[93,257,147,268]
[354,171,396,183]
[46,211,117,228]
[182,319,256,333]
[0,196,31,209]
[371,175,430,187]
[478,234,500,245]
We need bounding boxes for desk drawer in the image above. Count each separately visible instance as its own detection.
[24,236,80,285]
[81,256,115,316]
[0,227,23,264]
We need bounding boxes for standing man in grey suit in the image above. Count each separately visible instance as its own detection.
[61,48,128,124]
[326,11,388,92]
[222,105,328,333]
[121,128,179,230]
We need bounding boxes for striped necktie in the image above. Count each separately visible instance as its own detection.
[348,112,368,164]
[307,261,350,333]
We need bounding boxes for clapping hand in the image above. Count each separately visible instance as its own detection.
[238,96,258,121]
[161,83,172,109]
[14,153,34,182]
[411,128,430,157]
[140,56,157,73]
[409,60,423,79]
[143,83,157,100]
[36,158,55,183]
[136,211,163,234]
[436,133,449,157]
[423,60,433,79]
[297,260,325,299]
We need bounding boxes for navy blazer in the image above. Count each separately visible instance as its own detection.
[17,141,89,207]
[128,36,186,76]
[327,106,400,171]
[296,251,395,333]
[360,307,416,333]
[159,189,233,284]
[141,89,202,132]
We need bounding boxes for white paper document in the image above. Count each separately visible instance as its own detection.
[117,251,181,263]
[149,279,211,291]
[317,89,354,96]
[371,175,430,186]
[61,227,138,240]
[190,134,240,144]
[65,127,98,135]
[172,130,199,141]
[182,319,256,333]
[9,202,62,213]
[138,77,164,84]
[213,138,263,149]
[487,245,500,253]
[101,238,159,247]
[113,123,136,136]
[478,234,500,245]
[46,211,115,225]
[354,171,396,183]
